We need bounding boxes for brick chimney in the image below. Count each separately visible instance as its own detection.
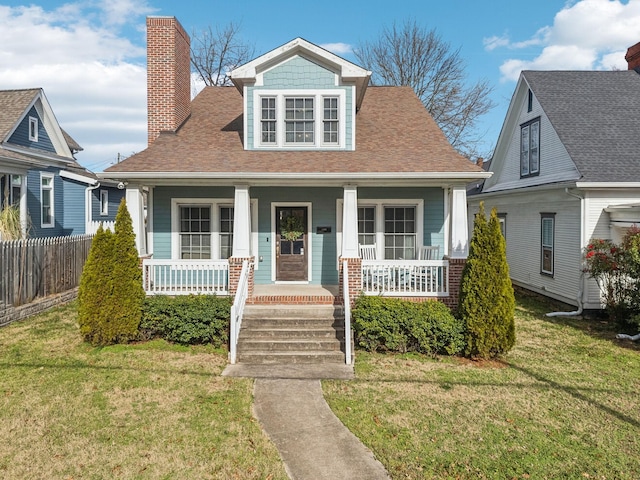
[625,41,640,72]
[146,16,191,145]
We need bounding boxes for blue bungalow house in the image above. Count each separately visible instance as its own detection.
[101,17,489,363]
[0,88,123,239]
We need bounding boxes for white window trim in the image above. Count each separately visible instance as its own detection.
[253,89,346,149]
[40,172,54,228]
[100,190,109,216]
[171,198,258,261]
[29,116,38,142]
[541,214,555,276]
[336,199,424,264]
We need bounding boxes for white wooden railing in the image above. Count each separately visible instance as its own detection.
[87,220,115,234]
[229,260,250,364]
[142,259,229,295]
[343,260,352,365]
[361,260,449,296]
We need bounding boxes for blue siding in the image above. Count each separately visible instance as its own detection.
[61,178,86,235]
[263,56,336,88]
[7,106,56,153]
[92,187,124,221]
[25,167,64,238]
[152,186,235,259]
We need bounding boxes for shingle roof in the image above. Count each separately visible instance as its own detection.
[523,70,640,183]
[106,86,482,177]
[0,88,40,141]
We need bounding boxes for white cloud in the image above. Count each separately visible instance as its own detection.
[320,42,353,55]
[488,0,640,82]
[0,2,151,171]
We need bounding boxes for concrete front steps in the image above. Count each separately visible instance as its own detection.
[237,304,349,364]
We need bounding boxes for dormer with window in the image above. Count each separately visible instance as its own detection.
[231,38,371,151]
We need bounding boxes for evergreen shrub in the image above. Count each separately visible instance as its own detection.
[458,202,515,358]
[352,296,465,356]
[140,295,232,346]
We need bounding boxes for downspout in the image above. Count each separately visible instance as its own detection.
[85,182,100,233]
[546,188,585,317]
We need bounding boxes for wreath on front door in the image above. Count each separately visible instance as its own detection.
[281,215,305,242]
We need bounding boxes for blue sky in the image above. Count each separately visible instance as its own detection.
[1,0,639,171]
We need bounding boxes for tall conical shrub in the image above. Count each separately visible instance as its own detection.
[109,198,145,343]
[78,224,115,344]
[458,202,515,358]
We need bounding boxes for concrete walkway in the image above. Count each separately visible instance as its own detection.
[223,364,390,479]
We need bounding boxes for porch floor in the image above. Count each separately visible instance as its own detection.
[250,284,340,305]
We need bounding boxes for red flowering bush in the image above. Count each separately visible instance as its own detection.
[584,228,640,327]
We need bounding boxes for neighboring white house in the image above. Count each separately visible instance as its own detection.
[468,42,640,310]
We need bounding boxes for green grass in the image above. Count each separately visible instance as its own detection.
[0,303,287,479]
[324,293,640,479]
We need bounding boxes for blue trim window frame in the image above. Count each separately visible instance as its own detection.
[541,213,555,276]
[40,173,54,228]
[100,190,109,216]
[29,116,38,142]
[520,117,540,178]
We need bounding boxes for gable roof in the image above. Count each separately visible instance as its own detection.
[0,88,81,166]
[231,37,372,110]
[523,70,640,183]
[104,85,487,185]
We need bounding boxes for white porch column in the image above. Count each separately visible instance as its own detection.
[125,187,146,255]
[19,174,27,238]
[232,184,251,257]
[450,185,469,258]
[342,185,359,258]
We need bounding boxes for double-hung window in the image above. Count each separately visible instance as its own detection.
[357,206,376,246]
[219,206,234,259]
[10,175,22,206]
[285,97,314,144]
[541,213,555,276]
[29,117,38,142]
[384,207,416,260]
[254,90,344,148]
[40,174,54,228]
[521,118,540,177]
[180,206,211,259]
[100,190,109,216]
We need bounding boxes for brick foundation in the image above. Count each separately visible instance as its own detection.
[228,257,255,298]
[338,256,362,306]
[441,256,466,310]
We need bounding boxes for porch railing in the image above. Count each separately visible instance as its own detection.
[229,260,250,364]
[361,260,449,296]
[142,259,229,295]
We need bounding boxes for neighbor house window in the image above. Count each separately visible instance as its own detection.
[527,89,533,112]
[10,175,22,206]
[541,213,555,276]
[180,206,211,259]
[40,174,54,227]
[100,190,109,216]
[521,118,540,177]
[498,213,507,240]
[384,206,416,260]
[285,97,314,144]
[219,206,234,259]
[357,206,376,246]
[29,117,38,142]
[261,97,276,144]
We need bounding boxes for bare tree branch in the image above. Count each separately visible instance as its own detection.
[355,20,495,158]
[191,22,255,87]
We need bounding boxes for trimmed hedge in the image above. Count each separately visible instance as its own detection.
[139,295,232,346]
[352,296,465,356]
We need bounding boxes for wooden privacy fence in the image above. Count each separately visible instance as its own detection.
[0,235,93,307]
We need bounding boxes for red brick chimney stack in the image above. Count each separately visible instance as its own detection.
[146,16,191,146]
[625,41,640,72]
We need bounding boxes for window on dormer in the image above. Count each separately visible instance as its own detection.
[261,97,276,143]
[285,97,314,143]
[253,90,345,149]
[520,117,540,177]
[29,117,38,142]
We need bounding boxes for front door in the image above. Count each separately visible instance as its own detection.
[276,206,308,281]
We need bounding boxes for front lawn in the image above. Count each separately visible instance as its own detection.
[324,293,640,479]
[0,303,287,479]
